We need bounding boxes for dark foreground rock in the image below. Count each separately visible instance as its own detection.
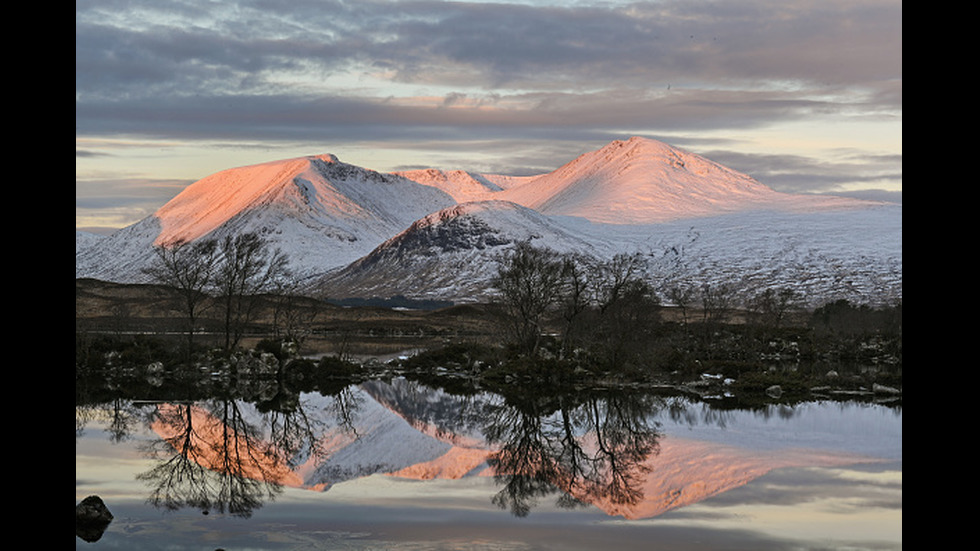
[76,495,113,542]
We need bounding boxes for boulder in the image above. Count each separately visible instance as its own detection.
[76,495,113,542]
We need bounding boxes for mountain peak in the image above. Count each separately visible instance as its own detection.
[77,137,899,307]
[153,155,317,245]
[152,151,455,248]
[605,135,670,151]
[495,136,780,224]
[310,153,340,163]
[568,136,756,183]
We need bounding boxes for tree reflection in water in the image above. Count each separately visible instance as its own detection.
[137,400,286,517]
[484,387,661,516]
[80,372,662,519]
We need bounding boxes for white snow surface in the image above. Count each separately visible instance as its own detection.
[76,153,457,284]
[76,136,901,305]
[75,230,104,254]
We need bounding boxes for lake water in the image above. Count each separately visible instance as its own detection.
[76,375,902,550]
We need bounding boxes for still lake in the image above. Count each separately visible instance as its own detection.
[76,371,902,551]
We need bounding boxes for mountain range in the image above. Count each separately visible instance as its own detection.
[75,136,902,306]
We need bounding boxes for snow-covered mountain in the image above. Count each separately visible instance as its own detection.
[76,137,901,306]
[314,200,605,300]
[75,230,104,254]
[75,153,457,284]
[496,136,870,224]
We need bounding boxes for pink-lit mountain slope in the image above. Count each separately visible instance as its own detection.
[495,136,869,224]
[75,154,457,283]
[393,168,532,203]
[153,154,454,247]
[76,136,901,306]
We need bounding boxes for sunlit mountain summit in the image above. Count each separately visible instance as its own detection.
[495,136,869,224]
[76,137,901,306]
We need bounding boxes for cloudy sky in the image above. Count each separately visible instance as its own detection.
[76,0,902,233]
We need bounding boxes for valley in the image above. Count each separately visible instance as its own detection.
[75,278,504,358]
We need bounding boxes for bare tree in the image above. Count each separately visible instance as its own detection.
[699,282,736,325]
[750,287,801,329]
[555,253,591,359]
[142,238,219,353]
[492,241,566,357]
[214,233,292,351]
[493,245,662,367]
[269,278,319,344]
[583,253,661,367]
[588,253,647,314]
[666,284,696,324]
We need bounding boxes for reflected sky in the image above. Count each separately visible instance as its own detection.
[655,400,902,460]
[77,387,901,550]
[77,450,900,550]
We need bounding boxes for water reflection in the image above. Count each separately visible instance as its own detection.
[75,367,898,527]
[119,384,368,519]
[483,388,660,516]
[138,400,287,517]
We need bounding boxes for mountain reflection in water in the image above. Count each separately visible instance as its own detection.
[77,375,896,523]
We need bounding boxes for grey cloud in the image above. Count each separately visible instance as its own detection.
[76,0,902,157]
[76,178,192,203]
[704,149,902,202]
[75,85,900,199]
[76,0,901,207]
[76,177,194,232]
[366,0,901,90]
[76,0,901,96]
[75,86,848,146]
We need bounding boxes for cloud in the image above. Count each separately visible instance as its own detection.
[75,177,193,231]
[76,0,901,128]
[76,0,902,229]
[75,85,878,151]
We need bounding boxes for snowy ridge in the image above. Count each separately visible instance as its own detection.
[76,136,901,305]
[76,153,457,283]
[314,199,603,301]
[75,230,104,254]
[394,169,510,203]
[497,136,870,224]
